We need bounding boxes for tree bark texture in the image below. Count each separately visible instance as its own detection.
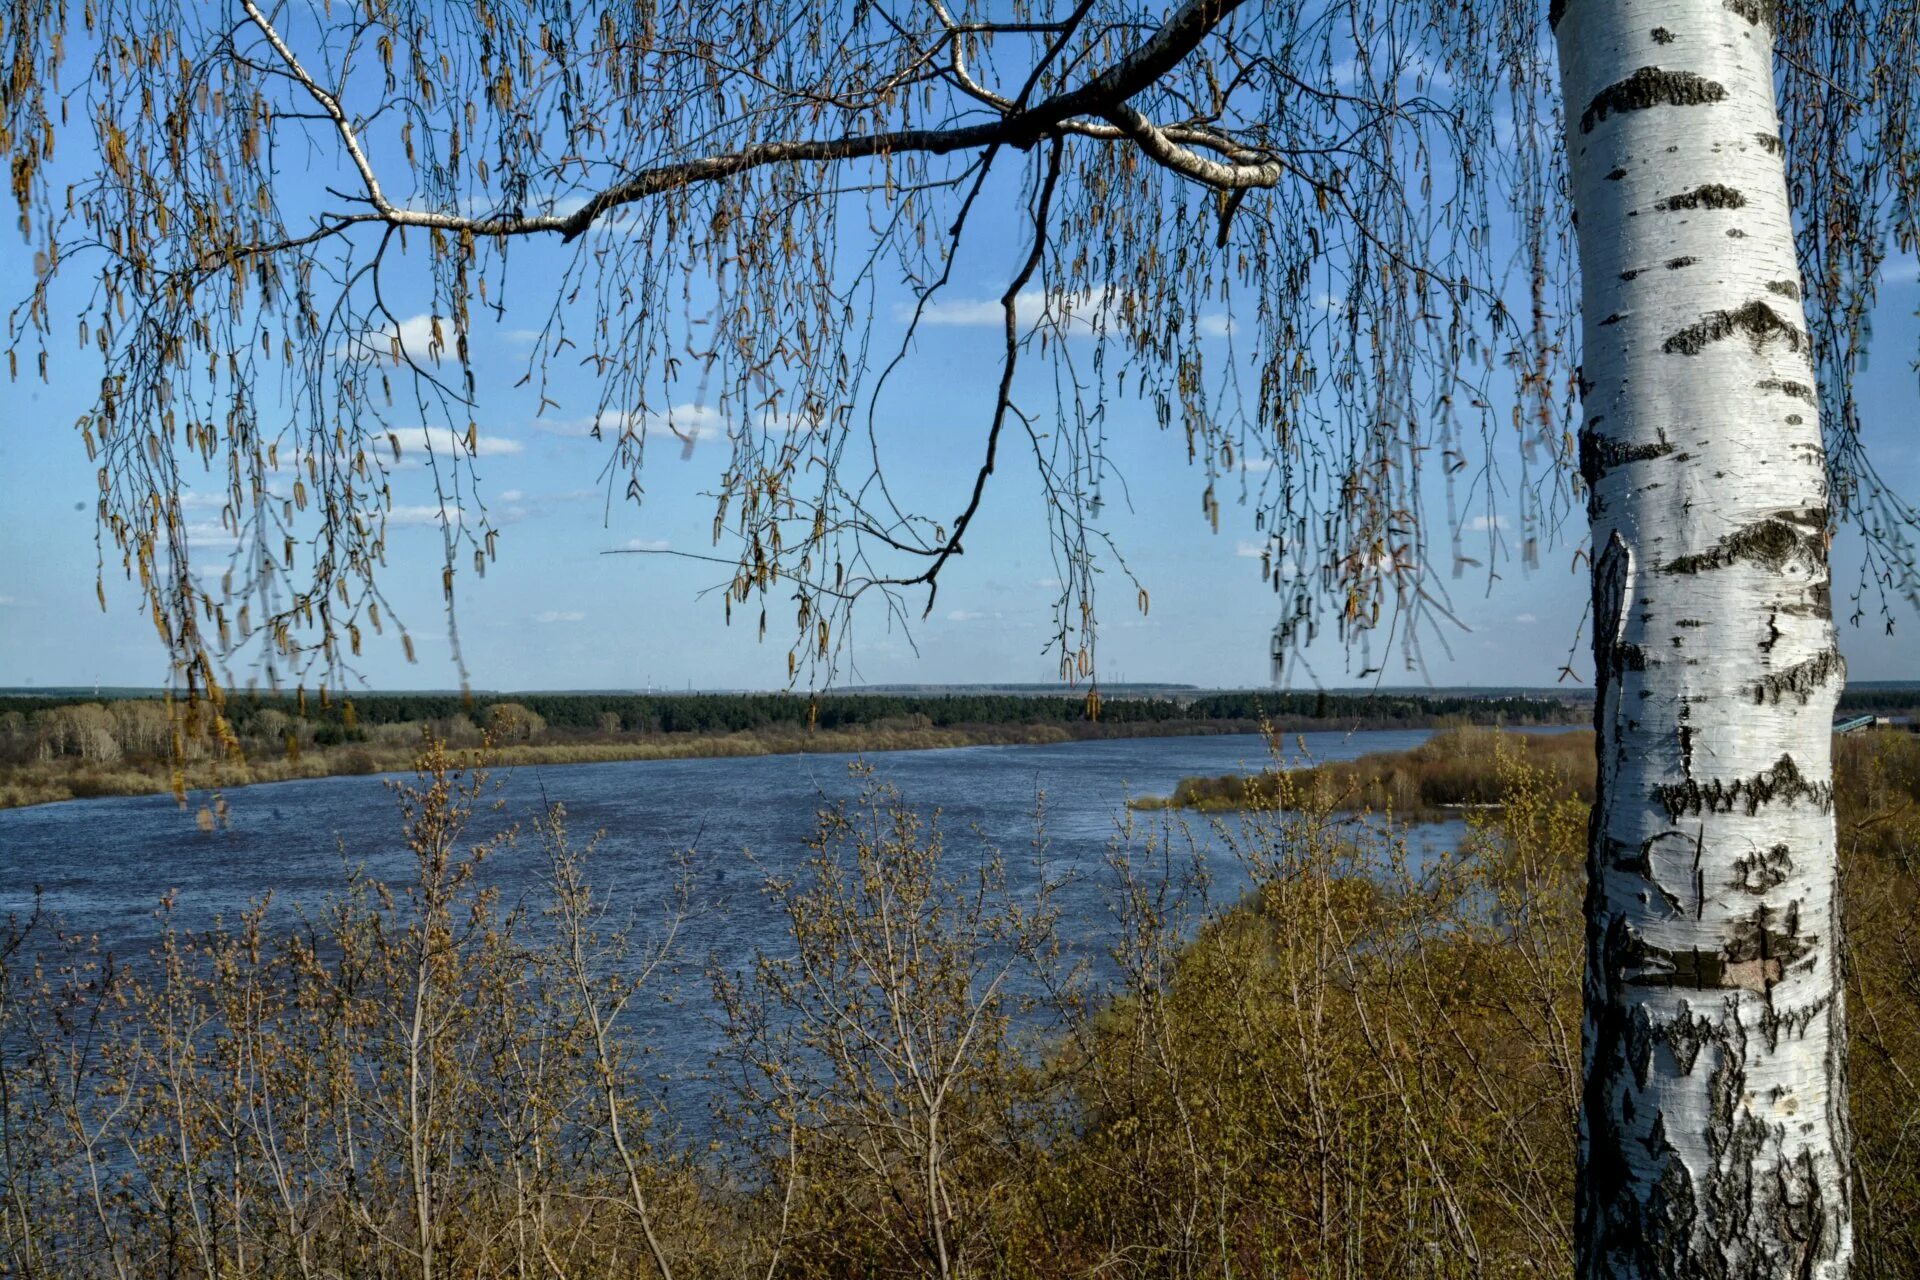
[1555,1,1851,1275]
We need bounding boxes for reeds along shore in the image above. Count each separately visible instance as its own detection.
[4,728,1918,1278]
[1133,724,1599,817]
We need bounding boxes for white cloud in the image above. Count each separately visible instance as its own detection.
[537,194,591,218]
[344,314,449,364]
[498,489,525,502]
[532,609,586,624]
[1198,314,1237,338]
[621,537,671,552]
[536,403,725,443]
[386,501,464,527]
[911,296,1005,327]
[947,609,1001,623]
[183,520,242,545]
[1235,540,1269,559]
[1466,514,1509,532]
[387,426,523,460]
[906,285,1123,335]
[1031,577,1063,591]
[0,595,17,606]
[1514,613,1538,624]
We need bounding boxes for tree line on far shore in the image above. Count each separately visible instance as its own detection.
[1,688,1595,762]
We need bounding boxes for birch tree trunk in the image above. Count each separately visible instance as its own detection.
[1554,1,1851,1275]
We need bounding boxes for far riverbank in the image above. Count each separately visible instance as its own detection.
[2,688,1593,809]
[3,714,1584,809]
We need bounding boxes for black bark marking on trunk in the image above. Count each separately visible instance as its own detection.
[1664,1006,1716,1074]
[1661,300,1806,356]
[1724,0,1779,25]
[1759,992,1831,1052]
[1581,431,1674,487]
[1655,183,1748,211]
[1651,26,1677,43]
[1616,907,1811,994]
[1660,514,1825,576]
[1755,131,1786,154]
[1722,904,1814,992]
[1607,166,1630,180]
[1753,646,1844,705]
[1766,279,1801,299]
[1581,68,1728,135]
[1610,833,1690,915]
[1580,532,1644,1271]
[1652,753,1833,823]
[1733,843,1794,893]
[1757,377,1814,402]
[1666,255,1699,270]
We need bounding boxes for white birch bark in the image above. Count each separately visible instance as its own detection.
[1553,1,1851,1275]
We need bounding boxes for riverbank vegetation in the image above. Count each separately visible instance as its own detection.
[0,689,1587,808]
[4,730,1917,1277]
[1134,724,1599,817]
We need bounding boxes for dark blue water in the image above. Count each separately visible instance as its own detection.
[0,729,1461,941]
[0,729,1485,1124]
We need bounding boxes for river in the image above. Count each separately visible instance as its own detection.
[0,727,1500,1127]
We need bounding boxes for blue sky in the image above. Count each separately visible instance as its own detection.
[3,105,1917,695]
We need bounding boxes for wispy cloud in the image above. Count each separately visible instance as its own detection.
[388,426,523,460]
[1198,314,1236,338]
[621,537,672,552]
[183,520,242,545]
[905,285,1123,335]
[535,403,725,443]
[1514,613,1538,624]
[1235,540,1269,559]
[343,314,448,364]
[386,501,465,527]
[1466,514,1509,532]
[532,609,587,624]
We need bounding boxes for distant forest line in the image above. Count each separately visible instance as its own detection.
[4,686,1913,810]
[5,683,1916,735]
[1,687,1593,736]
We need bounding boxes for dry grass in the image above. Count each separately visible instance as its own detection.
[3,730,1916,1278]
[1134,724,1599,819]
